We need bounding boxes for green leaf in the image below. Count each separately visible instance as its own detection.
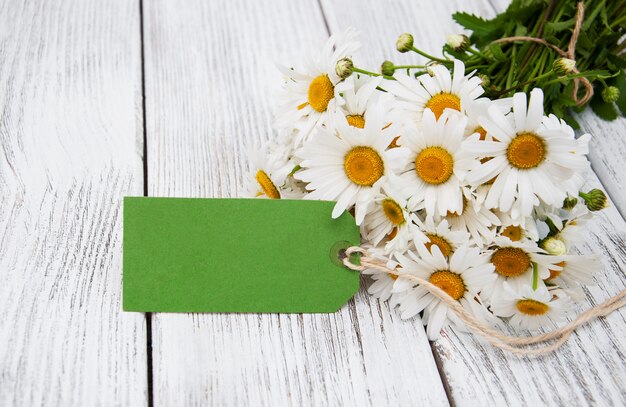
[452,12,493,37]
[545,17,576,33]
[590,94,619,120]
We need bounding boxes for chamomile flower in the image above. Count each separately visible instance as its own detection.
[491,283,572,331]
[275,28,361,146]
[362,185,413,254]
[481,237,562,304]
[383,59,484,124]
[294,119,397,223]
[444,187,500,247]
[395,109,478,217]
[545,254,601,286]
[244,144,292,199]
[394,244,496,340]
[331,75,396,131]
[465,89,590,221]
[413,216,470,257]
[362,246,401,301]
[495,211,539,242]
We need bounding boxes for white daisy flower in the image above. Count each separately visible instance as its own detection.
[362,184,413,254]
[244,144,292,199]
[495,210,539,242]
[413,216,470,257]
[481,236,561,304]
[465,89,590,221]
[546,254,601,286]
[393,244,497,340]
[294,119,397,223]
[383,59,484,124]
[491,283,573,331]
[330,75,396,131]
[395,109,478,217]
[443,187,500,247]
[275,28,361,146]
[361,246,401,301]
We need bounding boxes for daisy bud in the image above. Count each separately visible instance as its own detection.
[396,33,414,53]
[381,60,395,76]
[446,34,470,52]
[602,86,620,103]
[541,237,567,256]
[335,57,354,79]
[552,58,576,76]
[579,189,608,211]
[478,74,490,88]
[562,196,578,210]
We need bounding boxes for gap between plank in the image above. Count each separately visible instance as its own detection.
[138,0,154,406]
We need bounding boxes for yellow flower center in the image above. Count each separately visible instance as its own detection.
[255,170,280,199]
[516,299,549,316]
[425,234,453,257]
[491,247,531,277]
[426,92,461,119]
[344,146,384,186]
[507,132,546,169]
[501,225,523,241]
[308,74,334,112]
[346,114,366,128]
[425,93,461,119]
[547,261,566,280]
[382,199,405,225]
[429,270,466,300]
[414,146,454,185]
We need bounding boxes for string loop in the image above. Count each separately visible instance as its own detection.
[492,2,593,106]
[343,246,626,357]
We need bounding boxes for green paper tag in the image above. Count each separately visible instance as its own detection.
[123,197,360,313]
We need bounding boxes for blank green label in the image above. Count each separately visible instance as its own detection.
[123,197,360,313]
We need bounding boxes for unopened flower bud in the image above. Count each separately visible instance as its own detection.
[426,62,441,77]
[552,58,576,76]
[541,237,567,256]
[335,57,354,79]
[478,74,490,88]
[562,196,578,210]
[381,60,395,76]
[579,189,608,211]
[602,86,620,103]
[446,34,470,52]
[396,33,414,53]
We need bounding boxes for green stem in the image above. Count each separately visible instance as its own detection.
[352,67,395,80]
[392,65,426,70]
[532,263,539,290]
[408,46,451,64]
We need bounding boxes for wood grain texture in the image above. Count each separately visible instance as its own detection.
[142,0,448,405]
[0,1,147,406]
[319,0,626,405]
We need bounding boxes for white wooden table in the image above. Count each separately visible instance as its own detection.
[1,1,625,405]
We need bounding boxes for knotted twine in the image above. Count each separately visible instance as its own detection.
[342,246,626,357]
[492,1,593,107]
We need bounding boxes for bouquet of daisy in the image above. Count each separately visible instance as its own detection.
[244,27,609,340]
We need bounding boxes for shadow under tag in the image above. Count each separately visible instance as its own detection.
[123,197,360,313]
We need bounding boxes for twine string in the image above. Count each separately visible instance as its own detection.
[492,2,593,106]
[342,246,626,357]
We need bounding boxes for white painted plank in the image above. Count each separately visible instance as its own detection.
[577,111,626,217]
[320,0,626,405]
[143,0,448,405]
[0,1,147,406]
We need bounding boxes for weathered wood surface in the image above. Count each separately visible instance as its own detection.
[0,1,147,406]
[142,0,448,405]
[319,0,626,405]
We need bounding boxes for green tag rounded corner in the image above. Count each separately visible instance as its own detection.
[123,197,361,313]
